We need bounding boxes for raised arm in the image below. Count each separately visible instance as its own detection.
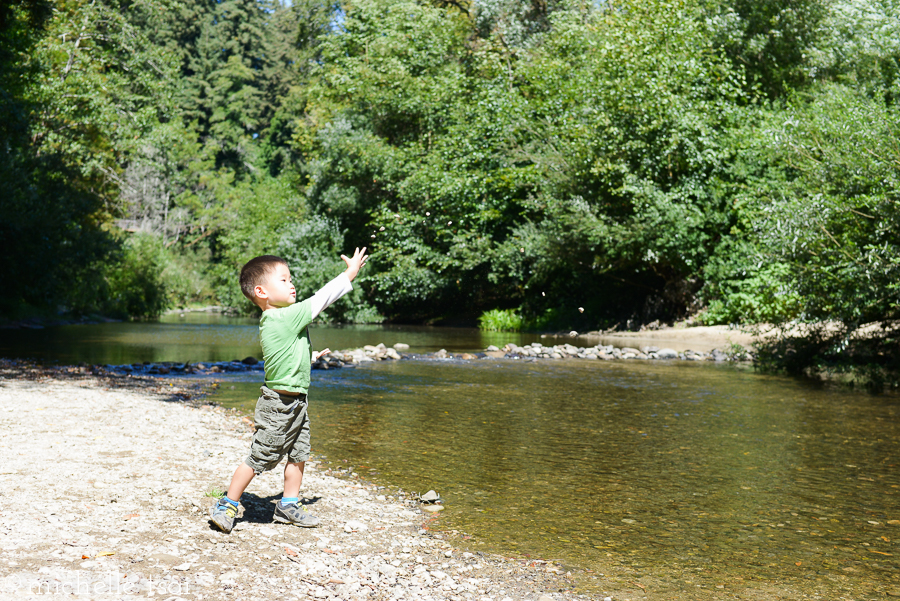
[309,273,353,319]
[308,247,369,319]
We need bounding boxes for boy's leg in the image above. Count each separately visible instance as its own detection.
[212,386,291,533]
[273,407,318,527]
[228,463,256,502]
[283,461,305,498]
[210,463,255,533]
[274,462,318,527]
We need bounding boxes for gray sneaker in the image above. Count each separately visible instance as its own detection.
[273,501,320,528]
[209,498,238,533]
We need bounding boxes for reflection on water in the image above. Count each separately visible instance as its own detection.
[0,318,547,365]
[0,315,260,365]
[213,359,900,598]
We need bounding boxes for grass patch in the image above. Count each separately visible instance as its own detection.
[204,485,226,499]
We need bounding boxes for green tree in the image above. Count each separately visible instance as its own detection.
[0,0,177,318]
[301,0,746,325]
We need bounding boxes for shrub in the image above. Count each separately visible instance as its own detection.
[478,308,524,332]
[103,233,168,318]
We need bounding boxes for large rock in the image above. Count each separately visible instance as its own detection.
[656,348,679,359]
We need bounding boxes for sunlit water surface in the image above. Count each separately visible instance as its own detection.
[213,359,900,599]
[3,318,898,598]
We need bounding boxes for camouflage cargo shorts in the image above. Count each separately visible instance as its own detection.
[245,385,310,474]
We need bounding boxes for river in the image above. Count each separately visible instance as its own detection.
[2,315,898,598]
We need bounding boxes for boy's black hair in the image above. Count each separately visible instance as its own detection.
[240,255,288,300]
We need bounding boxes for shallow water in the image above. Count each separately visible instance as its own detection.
[3,318,898,597]
[0,318,547,365]
[212,359,900,599]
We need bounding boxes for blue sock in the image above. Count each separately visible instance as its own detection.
[281,497,299,506]
[222,496,239,508]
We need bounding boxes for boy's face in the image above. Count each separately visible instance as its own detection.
[258,263,296,308]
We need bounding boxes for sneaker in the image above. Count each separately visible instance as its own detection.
[273,501,320,528]
[209,498,238,533]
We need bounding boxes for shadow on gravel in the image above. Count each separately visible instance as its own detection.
[206,493,324,529]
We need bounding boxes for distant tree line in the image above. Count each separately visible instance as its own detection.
[1,0,898,384]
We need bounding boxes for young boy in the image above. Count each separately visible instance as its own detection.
[209,247,368,533]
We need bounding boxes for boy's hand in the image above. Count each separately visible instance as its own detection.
[312,348,331,362]
[341,247,369,282]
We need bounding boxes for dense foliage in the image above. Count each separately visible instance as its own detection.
[1,0,897,383]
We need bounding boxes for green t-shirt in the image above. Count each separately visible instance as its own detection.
[259,299,314,394]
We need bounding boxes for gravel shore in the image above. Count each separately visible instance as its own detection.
[0,367,590,601]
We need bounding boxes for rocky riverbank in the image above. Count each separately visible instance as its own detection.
[0,363,594,601]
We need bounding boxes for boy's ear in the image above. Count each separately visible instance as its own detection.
[254,284,268,299]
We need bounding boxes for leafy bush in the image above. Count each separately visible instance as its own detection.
[161,246,216,309]
[478,309,524,332]
[740,83,900,326]
[103,233,168,318]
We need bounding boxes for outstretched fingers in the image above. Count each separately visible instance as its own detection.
[341,247,369,267]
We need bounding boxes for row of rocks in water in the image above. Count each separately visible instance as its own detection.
[490,342,753,362]
[323,341,752,365]
[93,340,750,377]
[97,358,265,376]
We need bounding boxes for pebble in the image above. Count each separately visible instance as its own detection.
[343,520,368,532]
[421,490,441,502]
